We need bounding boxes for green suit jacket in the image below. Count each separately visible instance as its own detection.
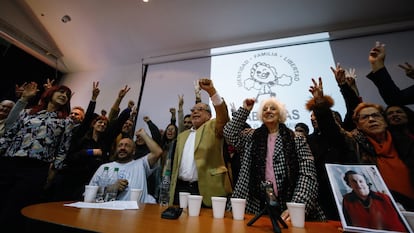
[169,101,231,207]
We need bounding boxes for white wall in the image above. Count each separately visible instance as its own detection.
[61,57,211,136]
[61,63,142,115]
[330,30,414,109]
[136,58,210,132]
[59,29,414,138]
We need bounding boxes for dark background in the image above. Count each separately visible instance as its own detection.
[0,37,63,104]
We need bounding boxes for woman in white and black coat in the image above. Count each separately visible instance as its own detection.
[223,97,326,222]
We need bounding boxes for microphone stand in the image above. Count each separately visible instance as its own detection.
[247,181,288,233]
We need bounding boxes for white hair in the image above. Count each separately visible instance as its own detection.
[256,97,288,123]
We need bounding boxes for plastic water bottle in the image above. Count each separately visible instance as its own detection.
[159,157,171,206]
[159,175,170,206]
[105,167,119,202]
[96,166,109,203]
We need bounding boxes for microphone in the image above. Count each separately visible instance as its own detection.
[261,180,278,207]
[248,180,288,233]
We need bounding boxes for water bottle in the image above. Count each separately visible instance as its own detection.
[159,158,171,206]
[118,169,129,192]
[159,175,170,206]
[105,167,119,202]
[96,166,109,203]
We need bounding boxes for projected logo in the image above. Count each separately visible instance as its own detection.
[237,51,299,102]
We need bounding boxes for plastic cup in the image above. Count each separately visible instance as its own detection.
[84,185,99,203]
[179,192,190,208]
[230,198,246,220]
[187,195,203,216]
[211,196,227,219]
[286,202,305,228]
[130,188,143,203]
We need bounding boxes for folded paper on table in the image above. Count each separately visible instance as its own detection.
[64,201,139,210]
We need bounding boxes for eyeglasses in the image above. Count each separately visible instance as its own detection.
[358,112,383,121]
[190,107,210,113]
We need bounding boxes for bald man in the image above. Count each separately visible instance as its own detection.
[89,129,163,203]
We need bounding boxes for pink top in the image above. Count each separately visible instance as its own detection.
[265,132,278,195]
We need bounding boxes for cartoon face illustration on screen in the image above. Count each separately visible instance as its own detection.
[243,62,293,101]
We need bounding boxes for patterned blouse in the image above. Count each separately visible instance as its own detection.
[0,109,73,169]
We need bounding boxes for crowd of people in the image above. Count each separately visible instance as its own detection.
[0,41,413,232]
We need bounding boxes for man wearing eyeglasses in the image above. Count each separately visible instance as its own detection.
[168,78,231,207]
[307,77,414,212]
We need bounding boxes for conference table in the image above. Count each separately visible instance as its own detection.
[22,201,343,233]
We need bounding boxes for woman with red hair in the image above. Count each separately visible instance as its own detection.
[52,85,132,202]
[0,84,73,230]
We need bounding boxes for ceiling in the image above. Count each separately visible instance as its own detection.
[2,0,414,73]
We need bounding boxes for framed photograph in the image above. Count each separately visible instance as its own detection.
[325,163,412,233]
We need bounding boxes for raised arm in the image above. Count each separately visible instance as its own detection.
[223,98,255,150]
[108,85,131,121]
[366,41,414,105]
[169,107,176,126]
[368,41,386,73]
[177,94,185,133]
[72,81,100,138]
[344,68,359,97]
[194,80,202,104]
[398,62,414,80]
[5,82,38,130]
[144,116,162,145]
[229,102,237,115]
[43,78,55,90]
[306,77,354,146]
[130,106,137,121]
[330,64,360,131]
[198,78,229,137]
[136,128,163,167]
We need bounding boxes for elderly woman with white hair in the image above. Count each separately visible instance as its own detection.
[223,97,326,222]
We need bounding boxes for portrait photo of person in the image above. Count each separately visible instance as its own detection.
[325,164,411,233]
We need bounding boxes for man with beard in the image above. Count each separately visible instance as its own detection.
[89,129,163,203]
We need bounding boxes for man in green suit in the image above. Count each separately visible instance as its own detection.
[169,78,231,207]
